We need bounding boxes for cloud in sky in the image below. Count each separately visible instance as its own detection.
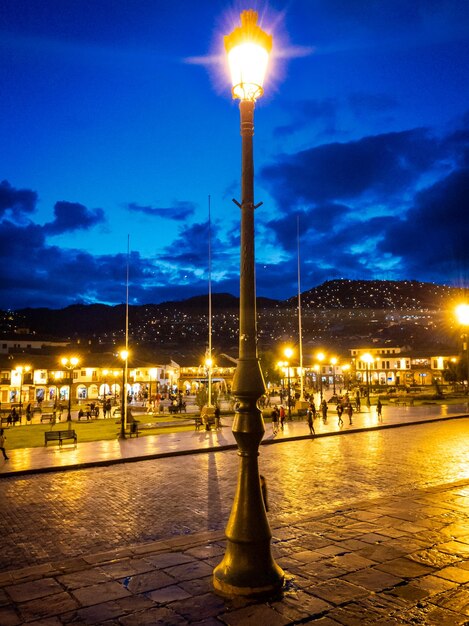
[127,201,196,221]
[1,1,469,309]
[0,112,468,309]
[45,201,106,234]
[0,180,37,218]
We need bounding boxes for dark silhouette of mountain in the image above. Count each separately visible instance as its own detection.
[1,280,462,354]
[290,279,456,309]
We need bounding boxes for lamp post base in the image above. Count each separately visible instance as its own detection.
[213,550,284,597]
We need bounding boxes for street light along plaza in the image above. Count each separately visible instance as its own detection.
[212,9,284,598]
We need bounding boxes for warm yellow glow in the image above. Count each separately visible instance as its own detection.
[331,357,337,366]
[284,347,293,359]
[314,364,320,372]
[120,350,129,361]
[61,356,80,368]
[149,368,157,378]
[16,364,31,374]
[103,369,109,376]
[205,358,213,368]
[456,303,469,326]
[316,352,325,362]
[361,352,374,364]
[225,10,272,101]
[342,364,351,372]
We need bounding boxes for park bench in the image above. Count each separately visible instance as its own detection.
[40,412,56,423]
[44,430,77,447]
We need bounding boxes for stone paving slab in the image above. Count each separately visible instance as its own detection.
[1,480,469,624]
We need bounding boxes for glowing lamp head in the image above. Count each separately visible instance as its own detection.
[456,303,469,326]
[224,9,272,101]
[120,350,129,361]
[284,347,293,359]
[316,352,325,362]
[362,353,374,365]
[205,358,213,368]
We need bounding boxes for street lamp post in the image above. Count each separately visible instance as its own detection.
[16,365,31,420]
[456,304,469,393]
[316,352,325,401]
[213,10,284,598]
[61,357,79,427]
[119,350,129,439]
[361,353,374,407]
[284,347,293,420]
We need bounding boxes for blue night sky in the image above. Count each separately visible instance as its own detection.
[1,0,468,310]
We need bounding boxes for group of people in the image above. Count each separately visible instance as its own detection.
[270,405,286,434]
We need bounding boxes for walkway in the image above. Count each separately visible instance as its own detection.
[1,403,467,477]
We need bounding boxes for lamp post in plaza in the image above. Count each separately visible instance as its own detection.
[456,303,469,393]
[16,365,31,419]
[361,353,374,407]
[61,356,79,427]
[213,9,284,597]
[119,349,129,439]
[316,352,325,401]
[284,347,293,420]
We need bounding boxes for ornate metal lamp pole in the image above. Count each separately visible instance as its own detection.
[119,349,129,439]
[213,9,284,598]
[61,357,79,428]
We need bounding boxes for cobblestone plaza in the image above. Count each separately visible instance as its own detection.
[1,411,469,623]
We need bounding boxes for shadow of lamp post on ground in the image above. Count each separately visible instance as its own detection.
[212,9,284,598]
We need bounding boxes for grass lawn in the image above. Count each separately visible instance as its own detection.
[3,417,196,450]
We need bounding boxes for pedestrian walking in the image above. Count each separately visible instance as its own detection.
[376,399,383,420]
[0,428,9,460]
[271,406,279,434]
[279,405,286,430]
[306,405,315,435]
[346,402,354,425]
[321,399,328,423]
[336,402,344,426]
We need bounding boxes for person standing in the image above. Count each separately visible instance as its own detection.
[0,428,9,460]
[321,399,328,423]
[347,402,354,425]
[376,399,383,420]
[279,405,286,431]
[336,402,344,426]
[271,406,279,434]
[306,406,315,435]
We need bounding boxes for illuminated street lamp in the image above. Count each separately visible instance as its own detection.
[284,347,293,420]
[361,353,374,407]
[16,365,31,419]
[316,352,325,401]
[456,303,469,393]
[213,10,284,598]
[61,356,79,427]
[119,349,129,439]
